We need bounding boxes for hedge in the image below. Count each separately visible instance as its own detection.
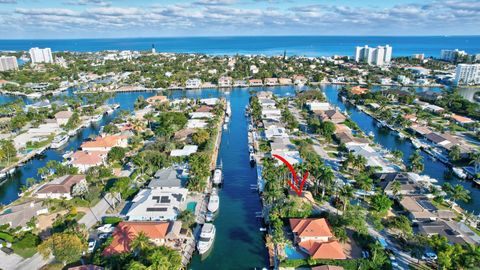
[0,231,14,242]
[280,258,366,270]
[103,216,123,225]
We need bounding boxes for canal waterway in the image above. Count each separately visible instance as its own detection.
[322,84,480,213]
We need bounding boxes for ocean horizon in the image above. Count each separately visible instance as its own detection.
[1,36,480,57]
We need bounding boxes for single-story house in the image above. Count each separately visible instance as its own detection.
[148,167,188,191]
[54,110,74,126]
[170,145,198,157]
[81,135,128,152]
[146,95,168,105]
[126,188,188,221]
[70,151,107,172]
[35,174,87,200]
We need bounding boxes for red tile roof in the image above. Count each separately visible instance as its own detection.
[71,151,106,165]
[290,218,334,238]
[299,240,346,260]
[102,221,170,256]
[81,135,127,149]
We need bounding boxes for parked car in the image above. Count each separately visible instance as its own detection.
[422,252,438,261]
[98,233,111,240]
[88,240,96,253]
[97,224,114,233]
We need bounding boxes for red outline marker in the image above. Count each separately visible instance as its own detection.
[272,154,308,196]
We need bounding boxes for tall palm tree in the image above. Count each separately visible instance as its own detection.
[321,167,335,198]
[131,231,151,256]
[409,150,424,172]
[450,184,471,208]
[469,152,480,174]
[339,185,354,213]
[391,180,402,198]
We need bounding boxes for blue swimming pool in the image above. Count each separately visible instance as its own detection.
[285,246,307,259]
[187,202,197,212]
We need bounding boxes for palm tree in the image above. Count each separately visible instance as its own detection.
[177,209,195,230]
[450,184,471,207]
[338,185,354,213]
[131,231,151,256]
[391,180,402,198]
[321,167,335,198]
[469,152,480,174]
[409,150,424,172]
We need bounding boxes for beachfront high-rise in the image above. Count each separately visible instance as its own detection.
[455,64,480,85]
[355,45,392,66]
[0,56,19,71]
[29,47,54,64]
[441,49,467,62]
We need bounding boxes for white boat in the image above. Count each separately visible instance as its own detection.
[223,123,228,130]
[0,172,6,179]
[452,167,467,179]
[51,135,69,149]
[106,107,114,115]
[91,114,102,123]
[397,132,406,139]
[248,145,254,153]
[212,169,223,185]
[225,116,230,124]
[62,150,74,159]
[248,124,253,131]
[205,212,215,222]
[368,131,374,137]
[112,103,120,109]
[207,189,219,213]
[249,153,256,166]
[226,102,231,116]
[197,223,216,255]
[411,139,422,149]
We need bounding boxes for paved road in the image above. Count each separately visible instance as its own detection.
[0,250,24,270]
[14,195,116,270]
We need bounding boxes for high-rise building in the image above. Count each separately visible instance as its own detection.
[440,49,467,62]
[412,54,425,60]
[29,47,53,64]
[454,64,480,85]
[0,56,18,71]
[355,45,392,66]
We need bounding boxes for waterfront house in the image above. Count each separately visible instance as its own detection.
[262,108,282,121]
[218,76,233,87]
[186,78,202,89]
[200,98,218,106]
[170,145,198,157]
[195,105,213,113]
[278,78,292,85]
[311,266,344,270]
[306,102,331,112]
[174,128,196,142]
[233,80,248,87]
[264,126,289,140]
[148,166,188,191]
[146,95,168,105]
[126,188,188,221]
[418,220,475,245]
[67,265,104,270]
[258,98,276,109]
[417,91,443,102]
[70,151,107,172]
[35,175,87,200]
[293,75,307,85]
[350,86,368,95]
[374,172,427,196]
[187,119,208,129]
[249,79,263,87]
[81,135,128,152]
[0,201,48,229]
[54,110,73,126]
[289,218,346,260]
[270,137,296,152]
[450,114,475,126]
[335,131,370,146]
[102,221,182,256]
[414,100,445,114]
[346,144,397,172]
[318,109,347,124]
[189,112,213,119]
[264,78,278,86]
[257,91,273,99]
[399,196,455,223]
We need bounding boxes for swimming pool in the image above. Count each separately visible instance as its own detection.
[187,202,197,212]
[284,246,307,259]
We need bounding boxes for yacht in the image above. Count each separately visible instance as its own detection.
[106,107,114,115]
[452,167,467,179]
[368,131,374,137]
[62,150,74,159]
[226,101,231,116]
[248,145,254,154]
[91,114,103,123]
[51,135,69,149]
[212,168,223,185]
[249,153,256,166]
[207,189,219,213]
[112,103,120,109]
[225,116,230,124]
[197,223,216,255]
[205,212,215,222]
[397,132,406,139]
[411,139,422,149]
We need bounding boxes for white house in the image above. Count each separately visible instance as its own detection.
[35,175,87,200]
[265,126,289,140]
[189,112,213,119]
[306,102,331,112]
[185,78,202,89]
[54,110,73,126]
[187,119,208,129]
[126,188,188,221]
[170,145,198,157]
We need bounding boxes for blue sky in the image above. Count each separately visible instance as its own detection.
[0,0,479,38]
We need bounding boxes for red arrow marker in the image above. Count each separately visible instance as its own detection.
[272,154,309,196]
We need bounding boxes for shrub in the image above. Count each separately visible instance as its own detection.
[103,216,123,225]
[0,231,14,242]
[14,233,40,249]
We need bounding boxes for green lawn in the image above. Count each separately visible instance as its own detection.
[12,245,37,258]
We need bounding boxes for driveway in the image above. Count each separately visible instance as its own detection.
[0,250,24,270]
